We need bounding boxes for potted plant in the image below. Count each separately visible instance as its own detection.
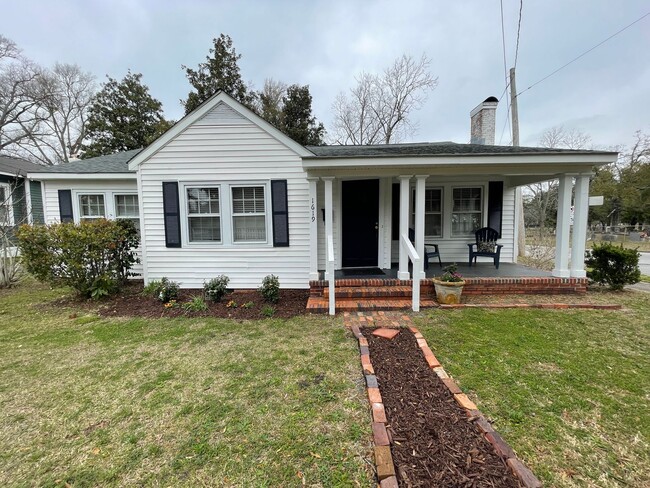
[432,263,466,304]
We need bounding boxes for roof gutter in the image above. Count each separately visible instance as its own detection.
[26,172,136,180]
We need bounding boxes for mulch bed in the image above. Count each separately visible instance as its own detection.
[365,328,522,487]
[58,281,309,319]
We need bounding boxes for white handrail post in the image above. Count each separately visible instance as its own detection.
[327,235,335,315]
[401,233,421,312]
[398,175,412,280]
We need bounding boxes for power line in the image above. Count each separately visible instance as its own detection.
[499,0,511,144]
[517,11,650,97]
[513,0,523,69]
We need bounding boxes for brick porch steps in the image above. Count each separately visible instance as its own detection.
[306,296,438,312]
[323,285,414,299]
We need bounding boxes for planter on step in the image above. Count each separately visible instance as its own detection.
[432,279,466,304]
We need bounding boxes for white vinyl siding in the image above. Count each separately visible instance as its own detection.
[138,101,310,289]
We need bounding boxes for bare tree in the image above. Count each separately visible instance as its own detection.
[0,178,26,287]
[526,126,591,236]
[0,36,44,153]
[13,63,96,164]
[255,78,287,127]
[331,54,438,144]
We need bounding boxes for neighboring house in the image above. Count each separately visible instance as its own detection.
[28,92,618,302]
[0,156,45,242]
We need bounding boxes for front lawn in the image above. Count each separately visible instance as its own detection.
[413,291,650,487]
[0,282,373,487]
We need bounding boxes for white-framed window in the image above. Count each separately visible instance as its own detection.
[78,194,106,222]
[115,194,140,233]
[186,186,221,243]
[0,183,14,226]
[451,187,483,237]
[411,187,443,238]
[231,185,267,243]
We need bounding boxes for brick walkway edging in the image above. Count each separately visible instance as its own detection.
[346,312,543,488]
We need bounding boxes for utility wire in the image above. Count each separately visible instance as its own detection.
[513,0,523,69]
[499,0,511,144]
[517,11,650,97]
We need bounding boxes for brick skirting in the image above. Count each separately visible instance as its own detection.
[310,276,588,297]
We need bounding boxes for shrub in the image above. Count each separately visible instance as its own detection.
[585,243,640,290]
[261,305,275,318]
[182,296,208,312]
[17,219,140,299]
[143,277,180,303]
[226,299,237,308]
[203,275,230,302]
[240,301,254,309]
[259,274,280,303]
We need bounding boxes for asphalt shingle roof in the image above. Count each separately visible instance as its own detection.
[29,149,141,174]
[0,155,48,176]
[305,142,615,158]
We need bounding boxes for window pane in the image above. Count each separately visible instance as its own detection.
[115,195,139,217]
[189,216,221,241]
[232,186,265,214]
[187,187,219,215]
[425,189,441,212]
[79,194,105,218]
[233,215,266,242]
[0,187,8,224]
[425,214,442,237]
[452,212,481,236]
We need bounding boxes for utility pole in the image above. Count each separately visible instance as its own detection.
[510,67,526,257]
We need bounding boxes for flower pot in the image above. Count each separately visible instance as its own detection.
[432,279,466,304]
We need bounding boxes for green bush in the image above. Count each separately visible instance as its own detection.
[259,274,280,303]
[182,296,208,312]
[261,305,275,318]
[144,277,180,303]
[585,243,640,290]
[203,275,230,302]
[17,219,140,299]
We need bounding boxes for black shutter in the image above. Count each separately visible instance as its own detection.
[162,182,182,248]
[487,181,504,237]
[271,180,289,247]
[58,190,74,222]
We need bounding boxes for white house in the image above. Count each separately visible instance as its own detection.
[28,92,617,313]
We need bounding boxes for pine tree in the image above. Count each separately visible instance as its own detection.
[280,85,325,146]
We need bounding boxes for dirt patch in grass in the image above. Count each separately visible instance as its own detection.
[365,328,522,487]
[57,281,309,319]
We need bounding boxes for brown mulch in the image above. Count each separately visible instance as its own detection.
[58,281,309,319]
[365,329,522,488]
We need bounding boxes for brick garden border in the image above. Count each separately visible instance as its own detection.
[439,303,621,310]
[347,315,542,488]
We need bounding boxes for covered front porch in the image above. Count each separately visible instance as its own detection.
[303,144,617,314]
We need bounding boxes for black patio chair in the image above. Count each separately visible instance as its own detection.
[468,227,503,269]
[408,228,443,270]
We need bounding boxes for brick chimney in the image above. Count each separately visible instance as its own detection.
[470,96,499,145]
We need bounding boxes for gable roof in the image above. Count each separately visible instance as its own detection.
[127,91,314,170]
[29,149,141,174]
[0,155,47,177]
[305,142,618,158]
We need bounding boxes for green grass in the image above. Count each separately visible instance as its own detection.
[639,274,650,283]
[0,281,373,487]
[413,291,650,487]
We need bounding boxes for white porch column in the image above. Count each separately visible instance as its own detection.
[553,174,573,277]
[415,175,427,279]
[323,177,335,280]
[570,174,590,278]
[398,175,412,280]
[307,177,319,281]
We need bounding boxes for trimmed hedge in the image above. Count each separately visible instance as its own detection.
[17,219,140,298]
[585,243,640,290]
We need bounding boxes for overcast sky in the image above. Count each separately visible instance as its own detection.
[4,0,649,148]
